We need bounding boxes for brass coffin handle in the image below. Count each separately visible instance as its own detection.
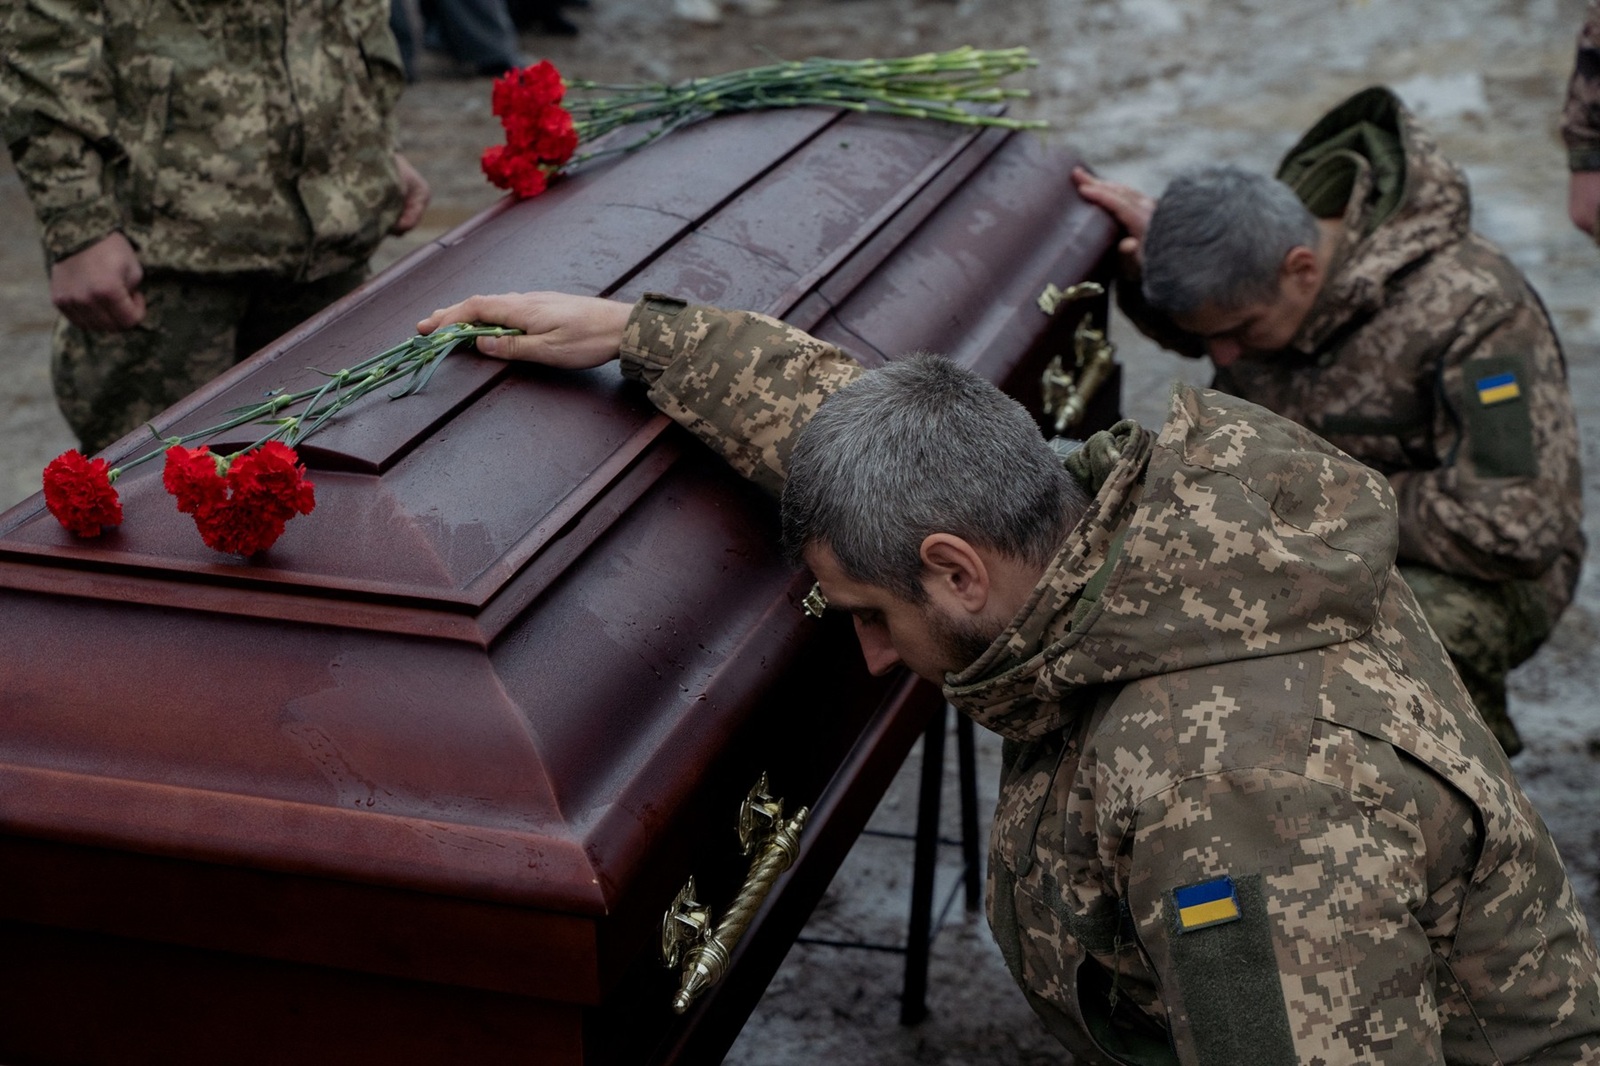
[1037,279,1104,316]
[660,773,809,1014]
[1037,280,1117,434]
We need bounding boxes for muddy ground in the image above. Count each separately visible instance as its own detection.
[3,0,1599,1062]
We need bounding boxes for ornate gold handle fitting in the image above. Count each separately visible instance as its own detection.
[661,774,810,1014]
[660,877,713,972]
[801,582,829,619]
[1037,279,1105,316]
[1041,316,1118,435]
[738,771,786,856]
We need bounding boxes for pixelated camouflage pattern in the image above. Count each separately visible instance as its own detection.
[0,0,405,278]
[616,294,1600,1064]
[620,296,865,498]
[954,385,1600,1065]
[1399,563,1553,758]
[1564,2,1600,171]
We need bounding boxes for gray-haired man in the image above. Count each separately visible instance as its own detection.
[1073,85,1585,757]
[412,288,1600,1064]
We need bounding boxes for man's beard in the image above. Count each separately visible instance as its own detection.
[922,601,1001,674]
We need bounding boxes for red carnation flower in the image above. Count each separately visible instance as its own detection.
[501,102,575,160]
[227,442,316,525]
[193,502,289,558]
[485,61,577,200]
[481,145,551,198]
[531,106,578,161]
[42,449,123,537]
[499,108,542,153]
[162,442,316,556]
[162,444,227,515]
[492,60,565,116]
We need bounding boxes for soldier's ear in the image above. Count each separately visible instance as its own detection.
[1280,245,1322,299]
[919,534,990,614]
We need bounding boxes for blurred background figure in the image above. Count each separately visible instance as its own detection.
[1564,0,1600,240]
[391,0,540,79]
[420,0,527,76]
[508,0,586,37]
[673,0,778,26]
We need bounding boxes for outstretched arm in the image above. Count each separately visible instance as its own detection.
[418,290,633,367]
[419,291,865,496]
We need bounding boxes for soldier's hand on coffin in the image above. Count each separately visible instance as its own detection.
[1071,166,1152,273]
[49,231,147,333]
[418,291,633,367]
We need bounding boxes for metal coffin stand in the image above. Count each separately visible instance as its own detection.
[0,108,1117,1065]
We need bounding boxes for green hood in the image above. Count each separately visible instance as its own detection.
[1278,86,1410,235]
[1275,86,1474,348]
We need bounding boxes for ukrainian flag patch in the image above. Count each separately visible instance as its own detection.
[1173,875,1241,933]
[1476,371,1522,406]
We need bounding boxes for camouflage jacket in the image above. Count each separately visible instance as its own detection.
[1565,1,1600,171]
[1123,87,1585,623]
[620,295,1600,1065]
[0,0,406,279]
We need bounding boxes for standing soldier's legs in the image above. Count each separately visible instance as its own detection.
[52,273,249,455]
[1399,564,1553,757]
[233,266,370,362]
[52,267,370,455]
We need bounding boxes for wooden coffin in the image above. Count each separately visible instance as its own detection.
[0,108,1118,1065]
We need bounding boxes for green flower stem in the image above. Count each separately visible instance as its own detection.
[106,324,522,481]
[558,46,1046,160]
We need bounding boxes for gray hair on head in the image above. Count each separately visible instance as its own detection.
[1141,164,1319,317]
[780,353,1088,603]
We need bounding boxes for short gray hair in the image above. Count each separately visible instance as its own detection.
[1141,165,1319,316]
[780,354,1088,603]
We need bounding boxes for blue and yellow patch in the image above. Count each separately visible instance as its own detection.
[1173,875,1241,933]
[1476,371,1522,406]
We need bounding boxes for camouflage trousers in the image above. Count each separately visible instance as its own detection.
[52,265,369,454]
[1399,564,1554,757]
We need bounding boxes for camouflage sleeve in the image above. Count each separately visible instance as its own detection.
[618,294,867,498]
[1388,287,1582,583]
[1126,767,1449,1066]
[349,0,406,148]
[1563,0,1600,171]
[0,0,125,262]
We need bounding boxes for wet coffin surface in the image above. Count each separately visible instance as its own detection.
[0,107,1117,1065]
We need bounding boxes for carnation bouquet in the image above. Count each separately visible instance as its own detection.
[483,46,1047,199]
[41,323,521,556]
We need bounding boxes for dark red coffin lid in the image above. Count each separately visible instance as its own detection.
[0,109,1114,919]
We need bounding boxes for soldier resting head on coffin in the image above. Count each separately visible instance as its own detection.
[1070,85,1585,759]
[418,287,1600,1066]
